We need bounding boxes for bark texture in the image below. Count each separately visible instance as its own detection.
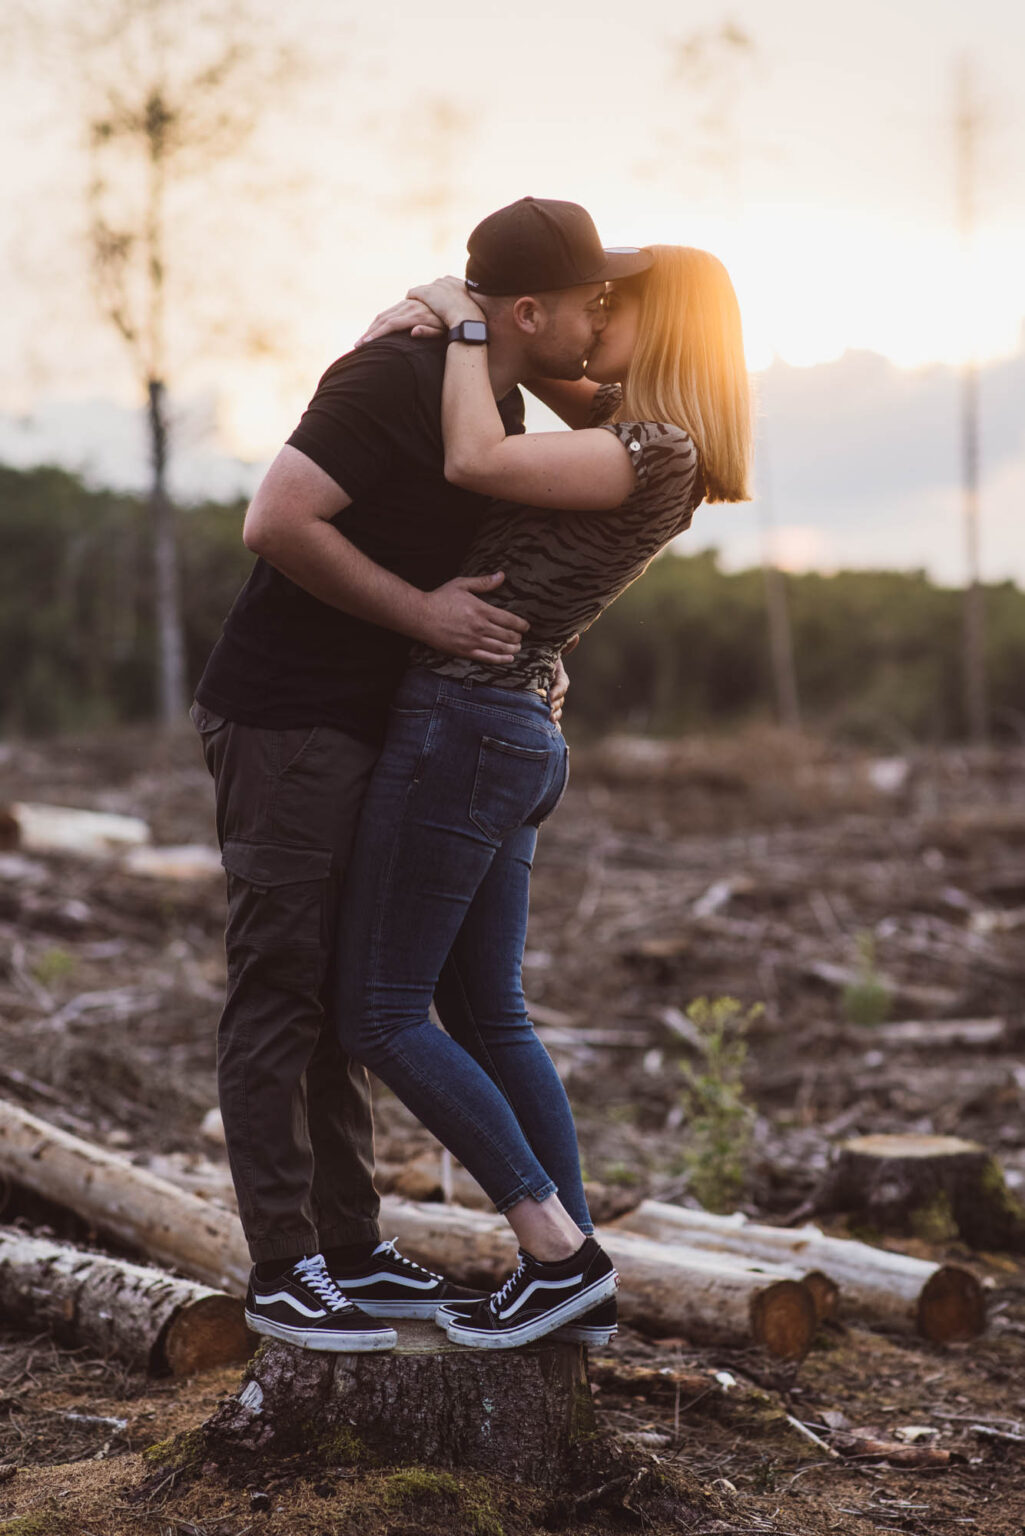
[0,1227,250,1373]
[819,1133,1025,1253]
[203,1320,594,1489]
[0,1098,250,1291]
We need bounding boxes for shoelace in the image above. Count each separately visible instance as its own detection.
[490,1255,528,1315]
[375,1237,442,1282]
[293,1254,351,1313]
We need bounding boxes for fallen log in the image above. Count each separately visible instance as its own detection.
[1,802,150,858]
[202,1320,593,1488]
[0,1103,814,1358]
[818,1133,1025,1253]
[801,959,961,1017]
[847,1018,1008,1051]
[614,1200,986,1343]
[0,1098,250,1292]
[0,1227,250,1374]
[120,844,222,881]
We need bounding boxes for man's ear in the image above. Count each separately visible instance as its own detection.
[510,295,544,335]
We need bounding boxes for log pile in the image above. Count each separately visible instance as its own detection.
[614,1200,986,1343]
[0,1101,989,1366]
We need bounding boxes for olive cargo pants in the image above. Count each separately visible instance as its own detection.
[191,702,382,1263]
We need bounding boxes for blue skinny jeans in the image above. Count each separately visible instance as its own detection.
[335,666,591,1233]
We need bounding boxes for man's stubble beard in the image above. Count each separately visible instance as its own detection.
[524,339,589,382]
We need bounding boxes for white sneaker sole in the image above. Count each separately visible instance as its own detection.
[244,1309,397,1352]
[434,1308,617,1346]
[444,1272,618,1350]
[553,1324,618,1345]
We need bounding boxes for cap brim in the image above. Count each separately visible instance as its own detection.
[593,247,653,282]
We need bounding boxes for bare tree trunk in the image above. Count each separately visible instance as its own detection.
[147,376,186,728]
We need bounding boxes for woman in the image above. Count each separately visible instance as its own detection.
[335,247,751,1349]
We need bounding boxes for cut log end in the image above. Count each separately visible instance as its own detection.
[161,1294,253,1376]
[802,1269,841,1324]
[916,1265,988,1344]
[748,1279,817,1361]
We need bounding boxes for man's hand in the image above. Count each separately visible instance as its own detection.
[549,636,578,725]
[416,572,529,664]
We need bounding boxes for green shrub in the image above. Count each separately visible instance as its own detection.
[677,995,760,1212]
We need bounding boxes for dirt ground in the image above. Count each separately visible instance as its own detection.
[0,724,1023,1535]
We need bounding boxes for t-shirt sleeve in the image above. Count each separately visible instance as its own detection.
[286,344,419,502]
[599,419,701,511]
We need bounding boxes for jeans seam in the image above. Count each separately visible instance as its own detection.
[365,713,435,1043]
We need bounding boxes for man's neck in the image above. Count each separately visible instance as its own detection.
[485,341,524,402]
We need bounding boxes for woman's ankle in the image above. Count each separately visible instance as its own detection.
[505,1193,586,1262]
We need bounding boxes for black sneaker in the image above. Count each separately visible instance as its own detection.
[445,1238,618,1350]
[436,1293,618,1346]
[327,1237,487,1319]
[244,1255,397,1352]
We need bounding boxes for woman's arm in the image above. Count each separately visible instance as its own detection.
[443,349,635,511]
[403,278,636,513]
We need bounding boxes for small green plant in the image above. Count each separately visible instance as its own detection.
[32,946,75,988]
[677,995,760,1212]
[842,932,892,1026]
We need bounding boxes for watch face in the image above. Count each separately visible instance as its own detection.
[462,321,488,343]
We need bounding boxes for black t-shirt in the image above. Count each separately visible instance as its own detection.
[195,336,525,743]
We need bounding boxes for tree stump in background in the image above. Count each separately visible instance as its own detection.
[202,1321,594,1489]
[818,1134,1025,1252]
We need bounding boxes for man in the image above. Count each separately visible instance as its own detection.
[192,197,651,1351]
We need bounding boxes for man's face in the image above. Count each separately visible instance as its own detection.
[525,283,607,380]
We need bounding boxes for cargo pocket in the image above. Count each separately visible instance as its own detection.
[469,737,550,843]
[221,840,334,988]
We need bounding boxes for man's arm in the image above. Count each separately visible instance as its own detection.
[243,446,528,665]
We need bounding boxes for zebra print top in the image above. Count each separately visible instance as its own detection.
[410,384,703,693]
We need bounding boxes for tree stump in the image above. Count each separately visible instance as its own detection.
[202,1320,594,1489]
[819,1134,1025,1252]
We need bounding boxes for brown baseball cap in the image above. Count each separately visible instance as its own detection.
[465,197,652,296]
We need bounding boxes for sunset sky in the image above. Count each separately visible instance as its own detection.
[2,0,1023,581]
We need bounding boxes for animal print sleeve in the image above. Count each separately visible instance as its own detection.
[587,383,623,426]
[599,420,701,511]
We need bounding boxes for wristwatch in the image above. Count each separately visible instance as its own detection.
[447,320,489,345]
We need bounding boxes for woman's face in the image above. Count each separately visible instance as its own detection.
[584,282,642,384]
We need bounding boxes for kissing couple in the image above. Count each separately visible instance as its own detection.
[193,195,751,1352]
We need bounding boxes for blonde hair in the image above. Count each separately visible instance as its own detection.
[616,246,752,503]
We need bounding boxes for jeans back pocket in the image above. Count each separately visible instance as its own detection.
[468,736,551,842]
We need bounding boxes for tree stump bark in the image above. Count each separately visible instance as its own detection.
[819,1134,1025,1252]
[0,1227,251,1374]
[202,1320,594,1489]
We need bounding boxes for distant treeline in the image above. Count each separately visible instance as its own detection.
[3,461,1024,743]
